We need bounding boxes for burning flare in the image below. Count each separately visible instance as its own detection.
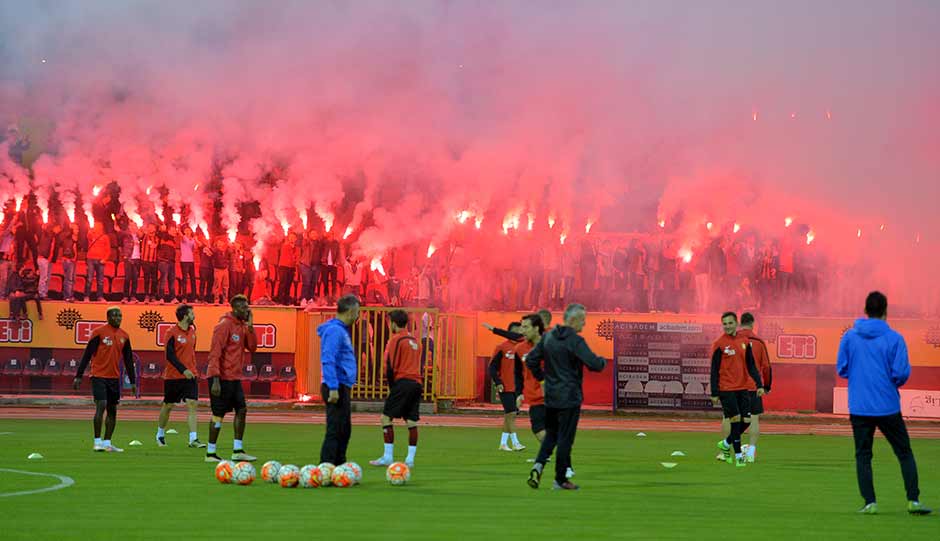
[370,256,386,276]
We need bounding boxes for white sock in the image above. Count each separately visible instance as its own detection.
[103,440,111,447]
[156,427,165,438]
[510,433,521,446]
[207,443,217,454]
[747,445,756,457]
[500,433,509,446]
[735,452,743,459]
[233,439,243,450]
[94,437,102,447]
[406,445,417,463]
[383,443,394,460]
[189,431,197,443]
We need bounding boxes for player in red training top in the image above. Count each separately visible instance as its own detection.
[156,304,206,448]
[204,295,258,463]
[73,307,137,452]
[488,321,525,451]
[710,311,764,467]
[370,310,424,468]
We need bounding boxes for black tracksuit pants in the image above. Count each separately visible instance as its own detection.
[320,383,352,465]
[535,406,581,484]
[850,413,920,504]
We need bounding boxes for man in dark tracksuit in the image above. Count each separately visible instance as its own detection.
[525,303,606,490]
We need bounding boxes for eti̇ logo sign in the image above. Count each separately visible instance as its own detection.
[254,324,277,348]
[776,334,817,359]
[0,318,33,343]
[75,321,108,344]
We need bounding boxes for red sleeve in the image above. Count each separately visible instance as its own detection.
[244,325,258,352]
[206,321,227,379]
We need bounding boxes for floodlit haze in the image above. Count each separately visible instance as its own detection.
[1,0,938,311]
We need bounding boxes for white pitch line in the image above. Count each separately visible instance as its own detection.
[0,468,75,498]
[0,432,14,435]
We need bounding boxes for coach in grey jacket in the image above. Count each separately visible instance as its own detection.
[525,303,606,490]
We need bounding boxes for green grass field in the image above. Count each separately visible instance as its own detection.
[1,418,936,540]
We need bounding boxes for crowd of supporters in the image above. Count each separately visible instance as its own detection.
[4,189,918,318]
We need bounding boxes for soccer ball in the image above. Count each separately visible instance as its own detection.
[299,465,322,488]
[386,462,410,486]
[278,464,301,488]
[342,462,363,484]
[261,461,282,483]
[232,461,256,485]
[331,464,354,488]
[215,460,234,484]
[317,463,335,487]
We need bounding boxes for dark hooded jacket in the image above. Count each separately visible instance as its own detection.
[525,325,606,408]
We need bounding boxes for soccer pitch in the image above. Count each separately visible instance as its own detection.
[1,418,936,540]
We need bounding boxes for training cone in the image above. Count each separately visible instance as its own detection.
[166,429,179,435]
[671,451,686,457]
[27,453,43,460]
[129,440,143,446]
[660,462,678,469]
[636,432,647,437]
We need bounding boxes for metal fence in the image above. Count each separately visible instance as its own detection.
[298,307,477,403]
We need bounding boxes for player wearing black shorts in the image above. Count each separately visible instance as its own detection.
[72,307,136,453]
[738,313,772,462]
[205,295,258,462]
[370,310,424,468]
[488,322,525,451]
[156,304,206,448]
[710,312,765,467]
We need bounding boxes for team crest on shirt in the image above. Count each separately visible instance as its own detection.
[231,334,240,342]
[120,337,126,344]
[102,336,113,346]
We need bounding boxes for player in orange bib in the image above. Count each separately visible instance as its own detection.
[73,307,137,452]
[156,304,205,448]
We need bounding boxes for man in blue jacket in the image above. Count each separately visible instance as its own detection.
[837,291,931,515]
[319,294,360,465]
